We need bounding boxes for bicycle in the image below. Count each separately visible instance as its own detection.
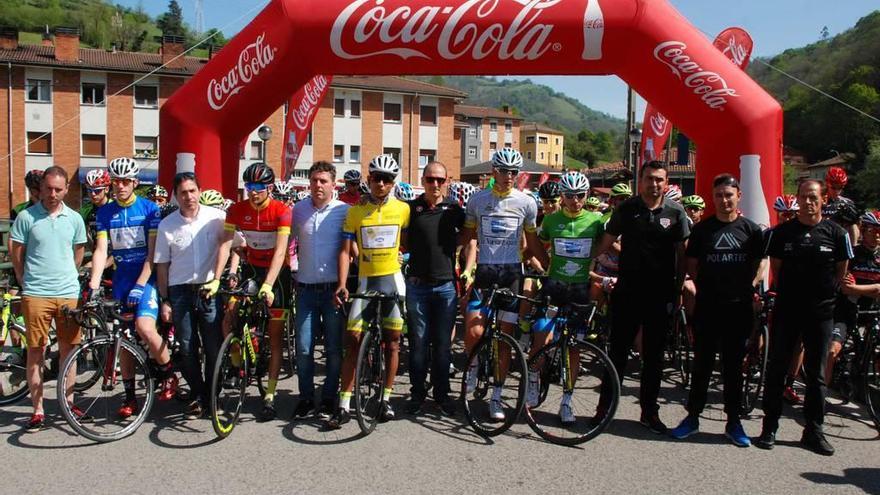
[666,304,692,388]
[56,297,156,442]
[525,299,620,445]
[740,292,774,417]
[210,279,270,438]
[348,290,403,435]
[460,285,528,437]
[828,308,880,431]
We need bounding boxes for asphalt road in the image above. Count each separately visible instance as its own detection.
[2,362,878,495]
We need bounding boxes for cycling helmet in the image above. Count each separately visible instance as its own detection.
[393,182,416,201]
[449,181,477,208]
[199,189,224,207]
[344,169,362,183]
[273,180,294,200]
[558,172,590,194]
[665,184,683,202]
[296,190,311,202]
[585,196,601,208]
[108,157,139,179]
[538,181,560,200]
[242,162,275,185]
[24,170,44,189]
[85,169,111,188]
[148,185,168,199]
[492,147,524,170]
[221,198,234,211]
[358,181,370,195]
[368,154,400,177]
[825,166,848,187]
[773,194,799,212]
[681,195,706,210]
[610,183,632,198]
[860,210,880,228]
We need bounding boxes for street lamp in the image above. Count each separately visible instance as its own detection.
[257,125,273,162]
[629,127,642,190]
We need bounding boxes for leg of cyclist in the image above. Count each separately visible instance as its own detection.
[134,284,175,401]
[758,311,801,447]
[785,341,805,404]
[259,268,291,422]
[327,281,366,428]
[674,299,718,438]
[825,322,847,386]
[597,290,640,423]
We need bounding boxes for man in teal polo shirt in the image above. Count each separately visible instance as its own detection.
[10,166,88,432]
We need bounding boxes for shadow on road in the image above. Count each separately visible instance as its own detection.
[605,418,727,445]
[801,468,880,495]
[397,403,495,447]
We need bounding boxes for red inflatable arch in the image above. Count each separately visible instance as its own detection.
[160,0,782,227]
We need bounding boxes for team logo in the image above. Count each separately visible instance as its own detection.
[714,232,741,250]
[659,218,671,229]
[416,206,424,213]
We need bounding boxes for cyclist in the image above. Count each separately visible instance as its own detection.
[669,174,765,447]
[206,162,291,422]
[459,147,546,422]
[11,170,43,221]
[199,189,225,209]
[773,193,805,403]
[585,196,601,212]
[682,195,706,226]
[827,210,880,384]
[339,169,363,206]
[147,184,169,207]
[272,180,295,206]
[328,154,409,428]
[823,166,860,245]
[449,181,477,209]
[665,183,683,204]
[528,171,604,423]
[601,183,632,225]
[393,181,416,202]
[773,194,799,224]
[537,181,561,225]
[80,169,113,246]
[88,157,177,417]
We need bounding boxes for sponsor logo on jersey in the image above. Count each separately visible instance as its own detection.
[659,218,671,229]
[714,232,742,250]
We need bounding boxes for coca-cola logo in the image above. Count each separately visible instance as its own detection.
[330,0,561,62]
[207,33,276,111]
[649,113,668,136]
[653,41,740,111]
[291,75,329,131]
[721,36,748,67]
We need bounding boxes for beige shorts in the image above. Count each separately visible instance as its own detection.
[21,296,81,348]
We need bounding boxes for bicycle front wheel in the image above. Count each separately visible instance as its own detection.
[0,325,29,405]
[354,328,384,435]
[211,332,249,438]
[741,324,769,418]
[461,331,527,437]
[525,338,619,445]
[58,337,154,443]
[672,314,692,388]
[862,339,880,431]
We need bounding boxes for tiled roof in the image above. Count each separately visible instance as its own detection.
[0,44,205,76]
[454,104,523,120]
[331,76,467,98]
[521,121,564,134]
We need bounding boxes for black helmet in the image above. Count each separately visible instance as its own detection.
[25,170,44,190]
[242,162,275,185]
[538,181,560,200]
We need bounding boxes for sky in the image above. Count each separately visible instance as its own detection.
[121,0,879,119]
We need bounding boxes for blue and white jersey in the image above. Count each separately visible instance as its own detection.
[96,196,161,297]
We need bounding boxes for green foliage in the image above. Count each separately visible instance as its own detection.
[782,163,799,195]
[156,0,184,37]
[851,139,880,208]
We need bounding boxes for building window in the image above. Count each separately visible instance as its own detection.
[383,103,402,123]
[134,85,158,107]
[526,136,535,144]
[134,136,158,159]
[81,83,105,105]
[539,136,549,144]
[504,121,512,131]
[82,134,106,157]
[420,105,437,125]
[504,142,512,148]
[555,137,560,145]
[305,131,313,146]
[383,147,401,165]
[527,151,532,159]
[468,128,477,137]
[350,100,361,118]
[419,149,435,167]
[26,132,51,154]
[489,121,497,131]
[333,145,344,163]
[489,142,497,150]
[555,154,559,164]
[350,145,361,163]
[540,151,545,160]
[250,141,264,160]
[468,147,477,158]
[334,98,345,117]
[25,79,51,102]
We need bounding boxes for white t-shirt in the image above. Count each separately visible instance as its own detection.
[154,205,227,286]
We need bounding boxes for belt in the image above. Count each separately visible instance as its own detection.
[407,276,452,286]
[296,281,337,291]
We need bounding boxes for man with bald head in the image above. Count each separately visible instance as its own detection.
[404,161,465,417]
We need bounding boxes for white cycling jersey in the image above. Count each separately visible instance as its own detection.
[464,188,538,265]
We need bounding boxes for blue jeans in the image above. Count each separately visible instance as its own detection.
[406,281,457,403]
[295,284,344,402]
[168,284,222,403]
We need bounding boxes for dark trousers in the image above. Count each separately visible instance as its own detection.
[406,281,457,403]
[600,291,670,416]
[168,284,222,403]
[687,299,752,419]
[762,308,833,433]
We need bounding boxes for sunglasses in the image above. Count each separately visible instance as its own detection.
[370,174,395,185]
[111,178,135,186]
[245,182,269,193]
[87,187,107,194]
[563,193,587,200]
[542,199,559,205]
[494,168,518,177]
[423,176,447,185]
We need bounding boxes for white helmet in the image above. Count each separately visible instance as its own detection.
[665,184,683,202]
[492,147,524,170]
[108,157,139,179]
[368,154,400,177]
[558,172,589,194]
[273,180,294,197]
[296,190,311,202]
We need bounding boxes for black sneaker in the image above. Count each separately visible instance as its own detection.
[438,399,457,417]
[292,399,314,419]
[800,429,835,456]
[639,413,668,435]
[379,402,396,422]
[324,408,351,430]
[184,400,204,420]
[258,401,277,422]
[317,400,334,421]
[754,430,776,450]
[405,399,424,416]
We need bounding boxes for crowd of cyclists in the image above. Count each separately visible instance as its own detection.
[6,147,879,456]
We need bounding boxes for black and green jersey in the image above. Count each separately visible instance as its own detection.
[11,201,33,221]
[538,209,604,283]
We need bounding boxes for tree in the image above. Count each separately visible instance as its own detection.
[157,0,185,37]
[851,139,880,208]
[821,25,830,40]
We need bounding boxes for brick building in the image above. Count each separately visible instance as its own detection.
[455,104,522,168]
[0,28,466,213]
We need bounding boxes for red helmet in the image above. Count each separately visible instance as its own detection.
[825,166,848,187]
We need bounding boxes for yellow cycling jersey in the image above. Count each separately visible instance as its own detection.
[342,196,410,277]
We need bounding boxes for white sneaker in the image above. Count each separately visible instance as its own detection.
[466,363,478,393]
[559,402,575,425]
[526,372,540,408]
[489,399,505,422]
